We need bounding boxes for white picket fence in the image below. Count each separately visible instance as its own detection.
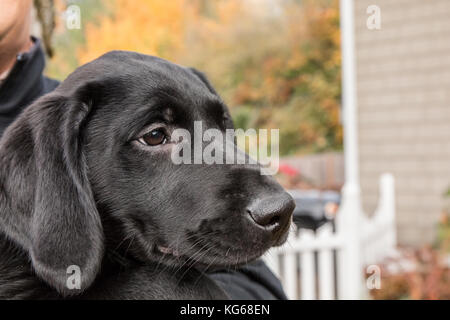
[264,173,396,300]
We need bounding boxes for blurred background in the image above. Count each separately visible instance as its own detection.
[31,0,449,299]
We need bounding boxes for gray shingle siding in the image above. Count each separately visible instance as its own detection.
[354,0,450,245]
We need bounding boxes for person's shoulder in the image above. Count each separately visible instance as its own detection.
[209,260,288,300]
[42,76,60,94]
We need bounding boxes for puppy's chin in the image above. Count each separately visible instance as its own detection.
[136,219,291,270]
[148,238,273,272]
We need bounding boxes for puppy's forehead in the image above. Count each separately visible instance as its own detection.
[59,51,208,97]
[59,51,227,127]
[96,52,226,116]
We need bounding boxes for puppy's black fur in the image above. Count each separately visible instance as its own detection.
[0,51,294,299]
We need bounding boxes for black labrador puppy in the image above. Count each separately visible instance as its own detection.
[0,51,294,299]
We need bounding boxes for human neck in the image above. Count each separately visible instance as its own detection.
[0,36,33,76]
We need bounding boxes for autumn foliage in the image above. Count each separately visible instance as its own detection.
[49,0,342,155]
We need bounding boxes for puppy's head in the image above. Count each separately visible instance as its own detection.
[4,51,294,295]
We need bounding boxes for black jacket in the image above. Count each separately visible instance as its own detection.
[0,38,287,300]
[0,37,59,136]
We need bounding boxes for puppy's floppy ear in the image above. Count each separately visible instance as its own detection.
[29,85,104,296]
[188,67,219,96]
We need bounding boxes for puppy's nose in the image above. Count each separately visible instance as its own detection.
[247,193,295,234]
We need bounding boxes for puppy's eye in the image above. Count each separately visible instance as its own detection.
[223,114,233,128]
[139,128,168,146]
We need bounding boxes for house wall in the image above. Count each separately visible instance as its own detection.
[353,0,450,246]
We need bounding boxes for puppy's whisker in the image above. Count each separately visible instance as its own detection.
[193,254,219,288]
[172,238,209,276]
[175,242,216,286]
[123,233,137,257]
[156,234,207,278]
[176,238,213,273]
[113,231,135,252]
